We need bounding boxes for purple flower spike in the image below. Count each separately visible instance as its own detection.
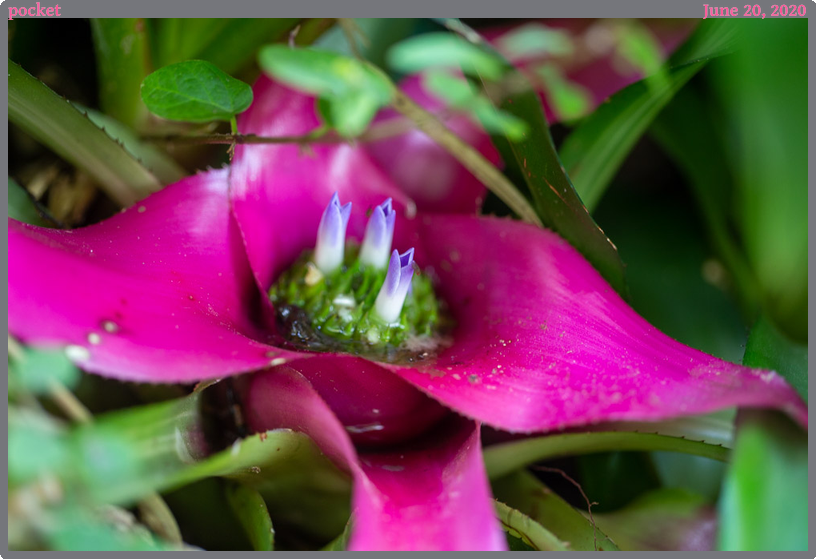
[313,192,352,274]
[375,248,415,324]
[359,198,396,269]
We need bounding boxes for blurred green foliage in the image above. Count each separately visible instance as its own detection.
[710,20,807,342]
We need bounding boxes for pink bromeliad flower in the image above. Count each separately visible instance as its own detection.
[9,74,806,551]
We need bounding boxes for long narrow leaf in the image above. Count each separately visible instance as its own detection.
[437,18,628,297]
[196,19,301,75]
[68,393,349,507]
[90,19,152,130]
[559,19,739,213]
[484,431,729,480]
[717,411,807,550]
[483,80,628,296]
[225,482,275,551]
[493,471,619,551]
[80,106,186,185]
[494,500,568,550]
[150,18,229,68]
[710,19,807,341]
[8,61,160,206]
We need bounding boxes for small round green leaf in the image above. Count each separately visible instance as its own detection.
[387,32,505,80]
[258,45,393,103]
[259,46,394,138]
[140,60,253,123]
[423,72,527,140]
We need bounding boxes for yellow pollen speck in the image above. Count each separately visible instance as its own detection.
[304,262,324,286]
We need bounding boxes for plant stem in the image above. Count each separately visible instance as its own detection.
[389,89,543,226]
[48,381,93,424]
[145,114,446,147]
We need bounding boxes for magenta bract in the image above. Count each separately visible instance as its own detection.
[8,72,806,551]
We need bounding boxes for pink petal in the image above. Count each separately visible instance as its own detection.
[362,75,500,214]
[8,169,291,383]
[382,215,807,432]
[242,367,507,551]
[230,77,415,291]
[279,354,448,446]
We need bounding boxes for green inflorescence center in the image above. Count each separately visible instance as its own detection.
[269,243,442,359]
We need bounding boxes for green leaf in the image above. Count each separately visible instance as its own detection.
[560,19,740,213]
[743,315,807,403]
[710,20,807,341]
[259,45,392,102]
[600,410,736,448]
[224,482,275,551]
[535,64,593,122]
[717,329,808,550]
[576,451,661,512]
[423,70,475,106]
[423,72,527,140]
[592,184,749,363]
[492,22,573,59]
[75,393,350,514]
[9,408,71,485]
[194,19,302,75]
[494,500,568,550]
[613,19,665,78]
[435,19,628,296]
[8,60,160,207]
[484,431,729,480]
[151,19,231,68]
[47,509,175,551]
[321,520,352,551]
[649,84,759,317]
[492,471,619,551]
[258,46,393,137]
[78,105,186,186]
[141,60,253,123]
[386,32,505,80]
[327,89,383,137]
[90,19,151,129]
[152,18,304,75]
[594,488,716,551]
[315,18,419,68]
[8,177,50,227]
[10,346,80,394]
[481,67,628,296]
[161,479,250,550]
[717,411,807,550]
[651,452,727,504]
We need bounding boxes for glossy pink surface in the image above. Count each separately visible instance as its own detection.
[283,354,448,446]
[8,170,285,382]
[379,215,808,431]
[244,367,507,551]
